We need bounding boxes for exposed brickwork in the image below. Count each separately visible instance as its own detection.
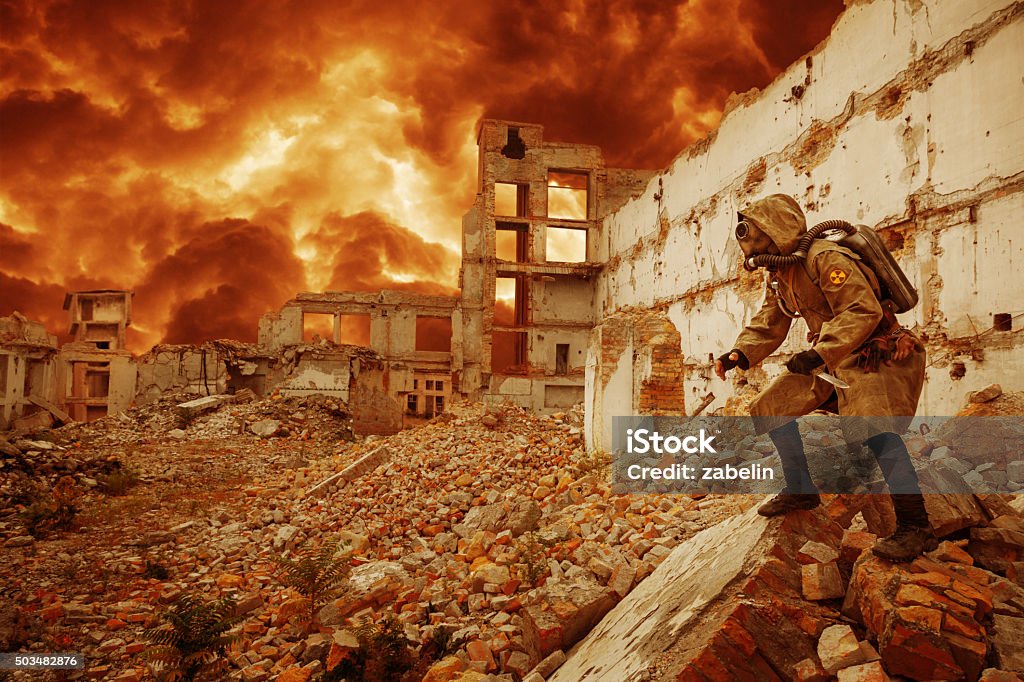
[636,313,686,416]
[594,309,686,415]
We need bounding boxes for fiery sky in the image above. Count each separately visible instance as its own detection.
[0,0,843,350]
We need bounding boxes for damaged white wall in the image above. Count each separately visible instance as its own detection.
[587,0,1024,450]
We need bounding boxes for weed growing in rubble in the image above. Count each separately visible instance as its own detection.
[142,592,240,681]
[98,467,140,496]
[323,613,416,682]
[515,531,554,586]
[19,476,79,538]
[573,449,612,477]
[271,537,350,632]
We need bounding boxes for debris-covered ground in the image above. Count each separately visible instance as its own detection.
[1,391,1022,681]
[0,395,754,681]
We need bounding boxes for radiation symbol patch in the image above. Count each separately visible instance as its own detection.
[828,268,849,286]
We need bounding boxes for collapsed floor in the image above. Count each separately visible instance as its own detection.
[0,392,1022,682]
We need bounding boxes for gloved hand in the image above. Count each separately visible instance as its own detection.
[714,349,749,380]
[786,349,825,375]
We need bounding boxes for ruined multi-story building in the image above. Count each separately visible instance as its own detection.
[255,120,654,421]
[58,290,137,421]
[458,120,654,411]
[0,313,59,430]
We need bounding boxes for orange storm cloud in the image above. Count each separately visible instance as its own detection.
[0,0,843,351]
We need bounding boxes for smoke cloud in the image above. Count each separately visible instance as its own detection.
[0,0,842,350]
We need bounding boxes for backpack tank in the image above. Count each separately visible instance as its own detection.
[832,225,919,313]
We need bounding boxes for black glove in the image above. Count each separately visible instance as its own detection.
[716,349,749,371]
[786,349,824,375]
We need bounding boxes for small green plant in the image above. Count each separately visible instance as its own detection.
[574,449,612,477]
[19,476,79,538]
[142,592,240,681]
[99,468,140,496]
[515,531,553,586]
[271,537,350,632]
[324,613,415,682]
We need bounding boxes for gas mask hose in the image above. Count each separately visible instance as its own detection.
[743,219,856,271]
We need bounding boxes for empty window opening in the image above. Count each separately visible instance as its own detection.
[80,298,94,321]
[495,183,528,217]
[302,312,335,343]
[494,276,526,326]
[495,230,518,261]
[501,127,526,159]
[494,278,516,326]
[491,331,527,374]
[994,312,1013,332]
[436,380,444,391]
[426,380,435,390]
[87,368,110,399]
[495,222,528,262]
[434,395,444,413]
[413,379,418,389]
[406,394,418,414]
[95,341,110,350]
[338,314,371,346]
[547,171,588,221]
[415,316,453,352]
[546,226,587,262]
[555,344,569,375]
[0,356,9,394]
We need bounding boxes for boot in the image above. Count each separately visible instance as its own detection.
[757,492,821,517]
[872,494,937,562]
[871,524,938,562]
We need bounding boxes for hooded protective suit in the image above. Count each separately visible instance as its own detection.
[731,194,925,443]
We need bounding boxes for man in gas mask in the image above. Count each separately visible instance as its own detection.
[715,193,934,562]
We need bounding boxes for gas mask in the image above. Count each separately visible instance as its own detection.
[735,217,780,269]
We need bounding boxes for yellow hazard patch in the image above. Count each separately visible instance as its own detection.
[828,268,848,286]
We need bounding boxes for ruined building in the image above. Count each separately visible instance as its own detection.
[255,120,654,422]
[59,290,137,422]
[458,120,654,411]
[0,313,59,430]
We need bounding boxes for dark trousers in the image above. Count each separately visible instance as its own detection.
[769,422,929,526]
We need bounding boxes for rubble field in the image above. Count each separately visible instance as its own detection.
[1,391,1022,682]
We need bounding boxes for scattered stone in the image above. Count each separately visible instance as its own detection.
[969,384,1003,403]
[802,561,845,600]
[837,660,891,681]
[818,624,865,674]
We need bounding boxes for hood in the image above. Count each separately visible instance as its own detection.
[738,194,807,255]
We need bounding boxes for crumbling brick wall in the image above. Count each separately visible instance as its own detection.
[588,0,1024,451]
[585,309,686,449]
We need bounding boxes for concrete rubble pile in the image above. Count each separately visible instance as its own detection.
[549,495,1024,682]
[0,394,1021,681]
[0,436,122,511]
[44,390,356,447]
[0,399,753,681]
